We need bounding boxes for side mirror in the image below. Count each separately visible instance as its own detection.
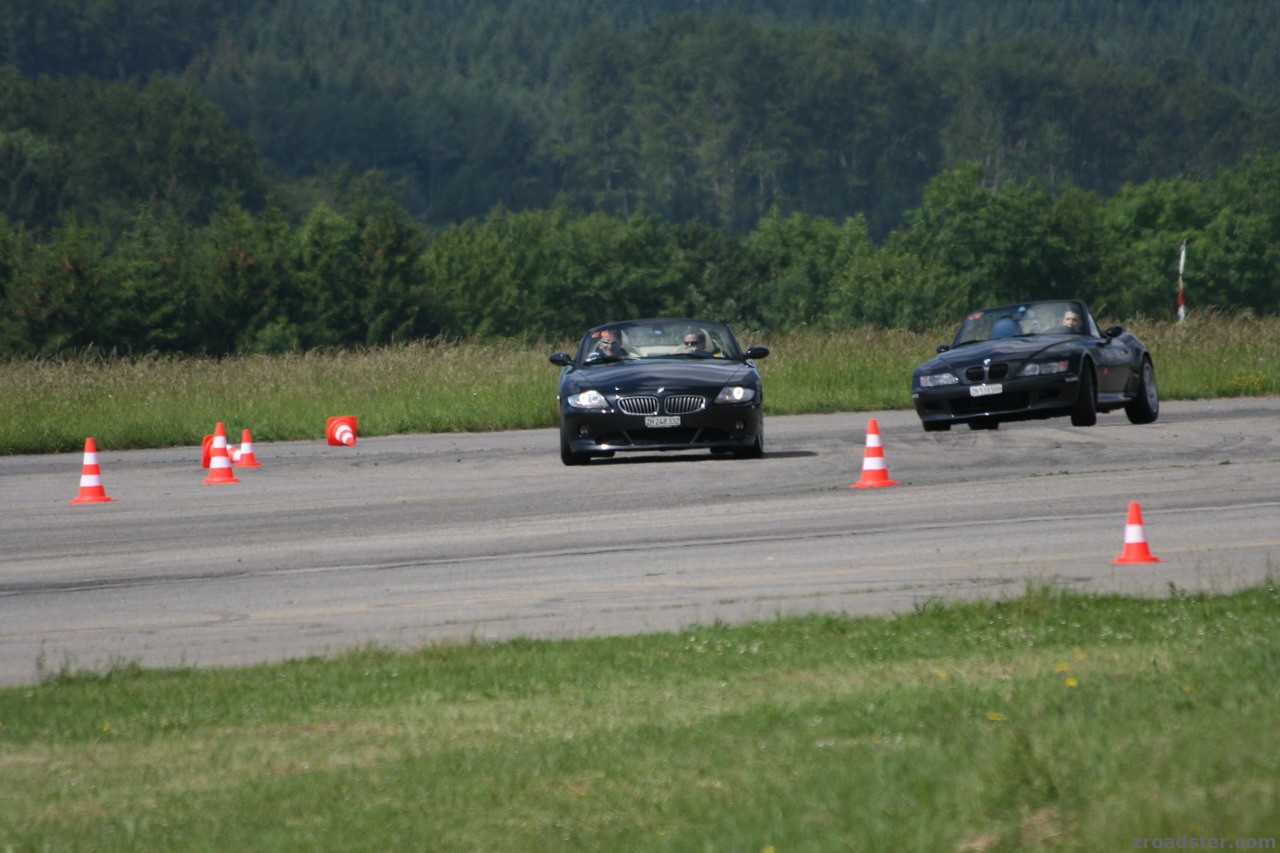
[936,344,951,354]
[549,352,573,367]
[745,345,770,361]
[1104,325,1124,339]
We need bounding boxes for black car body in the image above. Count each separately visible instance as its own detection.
[911,300,1159,431]
[549,319,770,465]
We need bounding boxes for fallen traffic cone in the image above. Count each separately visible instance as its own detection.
[327,415,357,447]
[850,418,900,488]
[69,437,116,504]
[1112,501,1161,564]
[203,422,240,485]
[234,428,261,467]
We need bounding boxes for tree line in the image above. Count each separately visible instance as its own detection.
[4,153,1278,357]
[4,3,1280,237]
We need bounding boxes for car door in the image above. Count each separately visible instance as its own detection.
[1093,333,1134,396]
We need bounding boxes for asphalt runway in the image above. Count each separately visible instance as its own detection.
[2,398,1277,686]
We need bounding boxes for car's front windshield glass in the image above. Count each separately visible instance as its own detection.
[579,321,741,364]
[953,302,1086,346]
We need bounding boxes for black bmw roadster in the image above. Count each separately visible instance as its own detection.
[911,300,1159,431]
[549,319,770,465]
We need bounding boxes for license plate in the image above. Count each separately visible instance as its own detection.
[969,383,1002,397]
[645,416,681,428]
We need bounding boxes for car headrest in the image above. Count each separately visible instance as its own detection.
[990,317,1020,339]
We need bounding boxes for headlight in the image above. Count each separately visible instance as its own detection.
[566,390,609,409]
[715,385,756,404]
[917,372,959,388]
[1019,360,1070,377]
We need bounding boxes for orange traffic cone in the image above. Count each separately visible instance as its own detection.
[1112,501,1161,564]
[234,428,262,467]
[327,415,357,447]
[850,418,900,488]
[201,433,214,468]
[69,437,116,504]
[203,422,240,485]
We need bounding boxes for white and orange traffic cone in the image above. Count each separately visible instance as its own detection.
[327,415,357,447]
[1112,501,1161,564]
[69,437,116,504]
[850,418,900,488]
[233,428,261,467]
[203,422,240,485]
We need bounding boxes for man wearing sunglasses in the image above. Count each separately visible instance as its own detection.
[681,328,714,357]
[591,329,631,359]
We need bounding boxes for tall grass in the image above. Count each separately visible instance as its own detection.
[0,583,1275,850]
[2,313,1278,454]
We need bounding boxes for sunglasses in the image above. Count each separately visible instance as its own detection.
[683,340,703,346]
[600,339,619,346]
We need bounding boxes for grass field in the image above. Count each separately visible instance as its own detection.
[0,583,1275,850]
[2,312,1278,455]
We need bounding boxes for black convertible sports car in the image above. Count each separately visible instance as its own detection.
[549,319,770,465]
[911,299,1159,431]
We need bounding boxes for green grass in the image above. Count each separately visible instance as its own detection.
[0,583,1275,850]
[3,313,1278,454]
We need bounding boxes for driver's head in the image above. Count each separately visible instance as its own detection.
[682,329,706,349]
[598,330,622,351]
[1062,309,1083,331]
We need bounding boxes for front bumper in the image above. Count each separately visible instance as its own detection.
[560,406,762,454]
[913,374,1081,425]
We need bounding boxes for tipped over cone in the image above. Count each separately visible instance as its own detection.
[69,437,116,504]
[203,422,240,485]
[234,428,262,467]
[327,415,357,447]
[850,418,900,488]
[1112,501,1160,564]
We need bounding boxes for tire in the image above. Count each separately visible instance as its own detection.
[967,418,999,431]
[560,430,591,466]
[1070,365,1097,427]
[923,420,951,432]
[1125,356,1160,424]
[733,424,764,459]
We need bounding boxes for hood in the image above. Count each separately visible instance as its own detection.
[920,336,1075,372]
[566,359,754,392]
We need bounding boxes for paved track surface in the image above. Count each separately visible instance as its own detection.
[2,399,1277,686]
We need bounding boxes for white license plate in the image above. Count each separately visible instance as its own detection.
[969,383,1003,397]
[645,416,681,428]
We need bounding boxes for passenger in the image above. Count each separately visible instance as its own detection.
[591,329,630,359]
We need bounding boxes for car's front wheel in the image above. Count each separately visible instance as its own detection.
[1070,365,1098,427]
[560,429,591,466]
[1125,356,1159,424]
[733,425,764,459]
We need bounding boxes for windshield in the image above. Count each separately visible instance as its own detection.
[577,320,743,364]
[952,301,1091,346]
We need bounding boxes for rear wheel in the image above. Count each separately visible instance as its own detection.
[1125,357,1159,424]
[1070,365,1097,427]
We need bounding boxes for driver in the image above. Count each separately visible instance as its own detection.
[681,328,711,355]
[1062,307,1084,333]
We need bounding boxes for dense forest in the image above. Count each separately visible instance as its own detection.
[2,1,1280,355]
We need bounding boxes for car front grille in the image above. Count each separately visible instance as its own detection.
[965,363,1010,381]
[664,395,706,415]
[616,394,707,416]
[617,395,659,415]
